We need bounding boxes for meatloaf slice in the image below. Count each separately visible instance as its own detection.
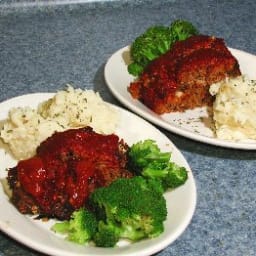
[7,127,132,220]
[128,35,241,114]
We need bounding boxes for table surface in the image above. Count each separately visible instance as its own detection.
[0,0,256,255]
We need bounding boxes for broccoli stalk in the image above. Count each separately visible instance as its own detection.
[128,19,198,76]
[51,208,97,244]
[89,176,167,247]
[128,139,188,190]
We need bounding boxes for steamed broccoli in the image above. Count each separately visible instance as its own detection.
[128,139,171,173]
[128,19,198,76]
[128,26,172,76]
[90,176,167,247]
[93,221,120,247]
[51,208,97,244]
[128,139,188,190]
[52,176,167,248]
[170,19,199,41]
[51,139,188,248]
[142,161,188,190]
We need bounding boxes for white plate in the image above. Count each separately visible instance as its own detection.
[104,46,256,150]
[0,93,196,256]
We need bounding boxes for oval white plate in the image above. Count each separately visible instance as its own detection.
[104,46,256,150]
[0,93,196,256]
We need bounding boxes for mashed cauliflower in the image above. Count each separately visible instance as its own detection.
[0,86,119,160]
[209,75,256,140]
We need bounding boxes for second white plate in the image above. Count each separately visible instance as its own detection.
[104,46,256,150]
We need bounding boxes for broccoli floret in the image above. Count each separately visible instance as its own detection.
[128,20,198,76]
[169,19,199,41]
[93,221,120,247]
[142,161,188,189]
[51,208,97,244]
[89,176,167,247]
[128,25,172,76]
[128,140,188,190]
[128,139,171,173]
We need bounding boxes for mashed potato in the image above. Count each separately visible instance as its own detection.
[209,75,256,140]
[0,86,119,160]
